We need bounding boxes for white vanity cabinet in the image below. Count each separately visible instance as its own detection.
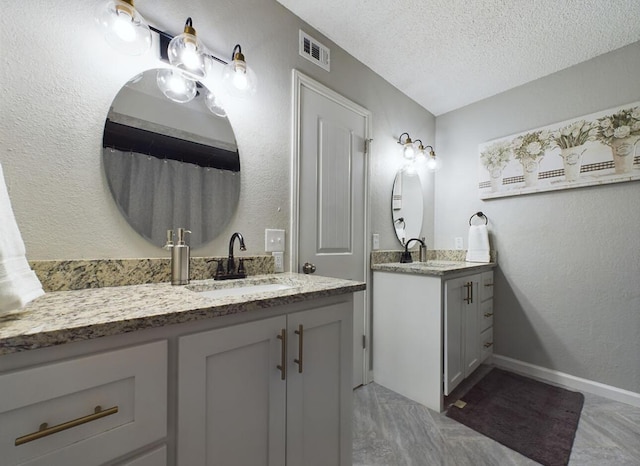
[373,267,495,412]
[0,341,168,466]
[177,301,353,466]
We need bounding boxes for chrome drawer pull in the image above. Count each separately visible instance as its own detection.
[484,283,494,287]
[484,312,494,317]
[15,405,119,446]
[483,341,494,348]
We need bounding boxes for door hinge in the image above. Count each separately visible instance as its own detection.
[364,138,373,155]
[362,334,366,349]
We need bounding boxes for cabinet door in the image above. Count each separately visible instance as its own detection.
[177,316,287,466]
[444,277,465,395]
[286,302,353,466]
[444,274,480,395]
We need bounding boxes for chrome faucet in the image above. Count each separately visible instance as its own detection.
[227,232,247,275]
[401,237,426,263]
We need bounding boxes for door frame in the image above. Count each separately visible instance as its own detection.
[290,69,372,385]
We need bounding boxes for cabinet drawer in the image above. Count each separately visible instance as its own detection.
[480,327,493,362]
[0,341,167,466]
[479,271,494,302]
[479,299,494,332]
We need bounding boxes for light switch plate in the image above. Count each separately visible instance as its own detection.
[372,234,380,250]
[265,229,285,252]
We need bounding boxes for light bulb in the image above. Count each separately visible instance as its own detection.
[168,18,208,80]
[156,69,197,103]
[222,47,258,97]
[403,143,415,160]
[426,153,442,172]
[95,0,151,55]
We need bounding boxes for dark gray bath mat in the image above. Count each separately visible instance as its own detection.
[446,368,584,466]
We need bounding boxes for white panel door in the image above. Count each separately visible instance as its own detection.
[295,72,369,388]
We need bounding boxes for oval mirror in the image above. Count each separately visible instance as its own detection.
[391,169,423,245]
[102,69,240,248]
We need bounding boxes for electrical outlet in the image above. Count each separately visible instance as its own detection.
[372,233,380,250]
[455,237,464,250]
[273,252,284,273]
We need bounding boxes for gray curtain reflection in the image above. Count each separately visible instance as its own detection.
[103,149,240,248]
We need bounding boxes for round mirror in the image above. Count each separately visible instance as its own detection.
[102,69,240,248]
[391,169,423,245]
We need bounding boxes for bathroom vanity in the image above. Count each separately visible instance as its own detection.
[372,261,495,412]
[0,274,364,466]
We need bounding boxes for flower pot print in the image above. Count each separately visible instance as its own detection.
[489,168,504,192]
[610,136,639,174]
[522,159,539,187]
[560,146,587,182]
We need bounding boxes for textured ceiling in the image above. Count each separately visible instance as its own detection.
[276,0,640,115]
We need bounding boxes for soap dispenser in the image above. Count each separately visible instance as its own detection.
[171,228,191,285]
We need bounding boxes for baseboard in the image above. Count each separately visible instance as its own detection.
[492,354,640,408]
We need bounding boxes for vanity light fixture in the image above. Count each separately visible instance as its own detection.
[397,132,416,160]
[95,0,152,55]
[167,18,209,80]
[222,45,258,97]
[96,5,259,101]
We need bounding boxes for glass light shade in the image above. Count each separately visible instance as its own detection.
[95,0,151,55]
[222,53,258,97]
[204,91,227,118]
[414,146,426,164]
[168,31,208,79]
[426,153,442,172]
[403,142,415,160]
[156,69,197,103]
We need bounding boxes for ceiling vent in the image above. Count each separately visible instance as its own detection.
[299,30,330,72]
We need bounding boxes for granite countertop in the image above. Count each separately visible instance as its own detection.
[0,273,365,356]
[371,260,496,276]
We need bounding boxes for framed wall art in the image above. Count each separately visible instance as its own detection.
[478,101,640,199]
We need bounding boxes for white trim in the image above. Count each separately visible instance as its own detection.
[290,69,372,386]
[493,354,640,408]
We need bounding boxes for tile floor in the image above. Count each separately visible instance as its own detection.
[353,368,640,465]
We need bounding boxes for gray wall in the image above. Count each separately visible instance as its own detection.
[435,42,640,393]
[0,0,434,261]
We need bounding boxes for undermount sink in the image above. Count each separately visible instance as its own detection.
[186,277,301,299]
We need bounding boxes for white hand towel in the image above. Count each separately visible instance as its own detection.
[465,224,490,263]
[0,162,44,312]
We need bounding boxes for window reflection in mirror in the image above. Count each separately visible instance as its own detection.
[102,69,241,248]
[391,169,423,246]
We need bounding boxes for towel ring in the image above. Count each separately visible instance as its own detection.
[469,211,488,226]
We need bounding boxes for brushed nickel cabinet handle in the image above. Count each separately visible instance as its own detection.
[15,405,119,446]
[484,283,494,287]
[277,329,287,380]
[484,341,494,348]
[470,281,474,303]
[484,312,494,317]
[294,324,304,373]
